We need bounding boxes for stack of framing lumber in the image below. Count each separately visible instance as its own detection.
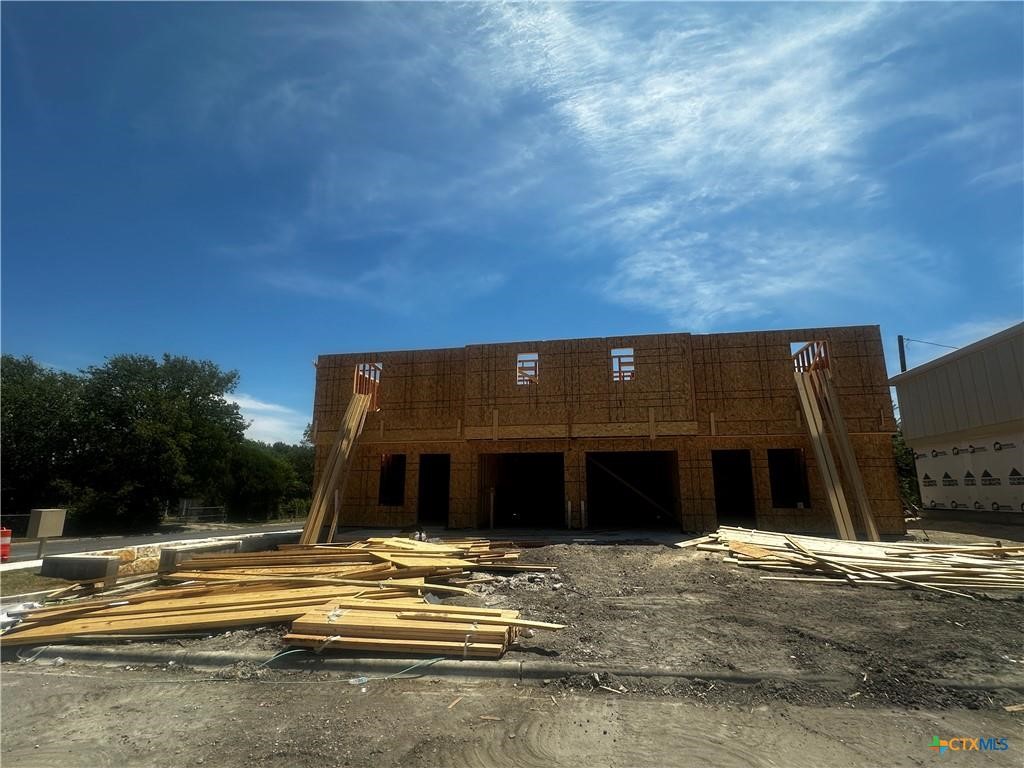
[0,537,562,656]
[300,392,371,545]
[695,527,1024,598]
[285,601,562,659]
[792,341,879,542]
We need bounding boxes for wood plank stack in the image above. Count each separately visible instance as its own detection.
[692,526,1024,598]
[285,601,557,659]
[0,537,562,656]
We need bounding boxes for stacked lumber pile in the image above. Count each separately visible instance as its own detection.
[0,537,561,656]
[689,527,1024,598]
[285,601,561,659]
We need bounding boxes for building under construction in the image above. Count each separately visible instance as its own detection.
[308,325,904,538]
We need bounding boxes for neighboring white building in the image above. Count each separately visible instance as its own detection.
[890,322,1024,519]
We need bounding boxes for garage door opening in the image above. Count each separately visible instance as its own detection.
[712,449,756,526]
[417,454,450,526]
[479,453,565,528]
[585,451,680,529]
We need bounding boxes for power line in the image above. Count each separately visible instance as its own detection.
[903,337,959,351]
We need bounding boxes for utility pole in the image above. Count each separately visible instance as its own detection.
[897,335,907,373]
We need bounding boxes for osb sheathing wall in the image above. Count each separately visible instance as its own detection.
[312,325,903,534]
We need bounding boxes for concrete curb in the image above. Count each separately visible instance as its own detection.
[10,645,524,680]
[0,529,302,573]
[0,590,59,606]
[13,644,1023,691]
[0,559,44,572]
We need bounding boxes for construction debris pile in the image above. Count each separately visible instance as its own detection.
[0,537,562,657]
[686,527,1024,598]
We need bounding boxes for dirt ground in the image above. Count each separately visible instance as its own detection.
[0,571,73,597]
[2,525,1023,767]
[2,664,1021,768]
[482,542,1024,710]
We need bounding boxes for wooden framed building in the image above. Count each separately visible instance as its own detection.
[312,325,904,534]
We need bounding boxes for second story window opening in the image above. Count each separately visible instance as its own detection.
[357,362,382,384]
[354,362,383,411]
[516,352,539,385]
[611,348,635,382]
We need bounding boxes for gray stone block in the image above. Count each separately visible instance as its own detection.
[158,540,242,572]
[40,555,121,585]
[238,531,300,552]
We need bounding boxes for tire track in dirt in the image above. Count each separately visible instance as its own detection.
[3,743,121,768]
[615,700,829,768]
[438,699,618,768]
[2,671,129,768]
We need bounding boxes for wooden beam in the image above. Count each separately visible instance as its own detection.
[794,371,856,540]
[812,369,880,541]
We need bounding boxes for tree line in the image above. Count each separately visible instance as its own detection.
[1,354,314,533]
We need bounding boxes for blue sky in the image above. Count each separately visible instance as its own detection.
[3,2,1022,443]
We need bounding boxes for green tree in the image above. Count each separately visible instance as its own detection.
[0,355,81,515]
[67,354,246,531]
[269,439,314,498]
[225,440,297,520]
[892,428,921,511]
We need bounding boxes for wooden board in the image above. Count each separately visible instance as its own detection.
[395,611,564,631]
[301,392,370,545]
[794,371,857,540]
[813,370,880,541]
[283,632,505,658]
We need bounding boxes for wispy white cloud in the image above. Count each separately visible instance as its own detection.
[600,229,947,329]
[227,393,307,444]
[473,3,892,212]
[968,162,1024,191]
[461,4,964,325]
[2,19,49,129]
[465,4,1022,328]
[192,3,1017,329]
[259,258,505,313]
[885,108,1023,181]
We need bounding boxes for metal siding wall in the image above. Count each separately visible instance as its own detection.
[895,326,1024,442]
[954,357,982,426]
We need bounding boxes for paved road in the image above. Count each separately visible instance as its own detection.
[5,522,302,563]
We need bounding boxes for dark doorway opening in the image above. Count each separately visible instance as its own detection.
[712,449,756,526]
[479,453,565,527]
[585,451,679,528]
[767,448,811,509]
[378,454,406,506]
[417,454,450,526]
